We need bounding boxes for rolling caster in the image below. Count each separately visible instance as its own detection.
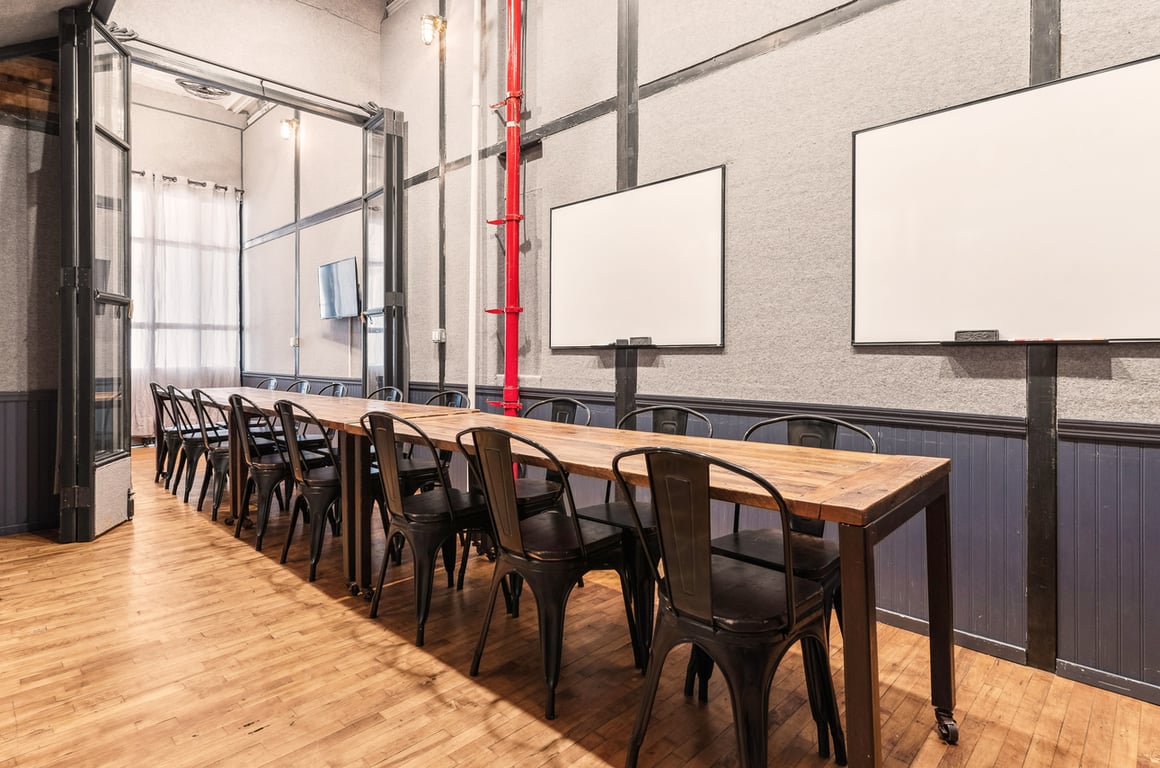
[936,709,959,744]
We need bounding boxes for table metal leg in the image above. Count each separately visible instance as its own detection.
[925,479,958,743]
[339,431,373,596]
[839,523,882,768]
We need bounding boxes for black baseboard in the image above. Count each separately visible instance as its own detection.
[1056,660,1160,707]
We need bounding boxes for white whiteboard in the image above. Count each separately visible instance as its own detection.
[853,55,1160,344]
[550,166,725,348]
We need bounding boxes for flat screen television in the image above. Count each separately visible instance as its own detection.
[318,258,360,319]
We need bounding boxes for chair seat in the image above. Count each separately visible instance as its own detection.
[301,464,340,486]
[711,529,840,580]
[401,487,487,524]
[575,500,655,531]
[708,555,825,633]
[513,477,560,510]
[520,512,623,561]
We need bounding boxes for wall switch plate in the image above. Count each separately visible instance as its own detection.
[290,336,299,347]
[432,328,446,343]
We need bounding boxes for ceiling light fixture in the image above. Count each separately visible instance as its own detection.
[175,78,230,100]
[420,14,445,45]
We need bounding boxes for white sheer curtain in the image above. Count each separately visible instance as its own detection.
[131,173,240,436]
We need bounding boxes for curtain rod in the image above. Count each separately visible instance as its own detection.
[131,169,241,193]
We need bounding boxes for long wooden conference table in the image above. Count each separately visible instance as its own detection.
[202,387,957,767]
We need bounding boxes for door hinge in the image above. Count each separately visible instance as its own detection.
[60,485,93,509]
[60,266,90,290]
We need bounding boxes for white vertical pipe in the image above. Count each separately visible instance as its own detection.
[467,0,483,405]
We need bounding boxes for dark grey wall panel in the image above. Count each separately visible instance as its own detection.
[1059,436,1160,693]
[0,391,58,535]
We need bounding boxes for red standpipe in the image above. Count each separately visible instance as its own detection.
[488,0,524,417]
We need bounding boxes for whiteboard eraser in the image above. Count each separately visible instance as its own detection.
[954,330,999,342]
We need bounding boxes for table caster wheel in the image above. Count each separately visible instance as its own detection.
[936,710,958,744]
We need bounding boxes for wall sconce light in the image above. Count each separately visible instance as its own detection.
[420,14,445,45]
[280,118,299,139]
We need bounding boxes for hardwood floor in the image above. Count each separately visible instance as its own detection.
[1,448,1156,766]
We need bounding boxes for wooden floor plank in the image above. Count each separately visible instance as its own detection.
[1,448,1158,767]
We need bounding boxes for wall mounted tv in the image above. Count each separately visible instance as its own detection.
[318,258,361,320]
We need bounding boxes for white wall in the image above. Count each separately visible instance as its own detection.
[131,86,243,186]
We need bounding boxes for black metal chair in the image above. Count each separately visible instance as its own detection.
[367,385,404,402]
[316,382,347,398]
[191,389,234,520]
[613,446,847,768]
[456,426,639,720]
[285,379,311,394]
[168,385,227,504]
[363,411,489,646]
[424,389,470,409]
[228,394,292,550]
[276,400,342,582]
[513,397,592,517]
[253,377,279,390]
[149,381,187,485]
[685,414,878,701]
[574,404,714,663]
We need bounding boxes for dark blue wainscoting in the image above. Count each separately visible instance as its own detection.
[1058,423,1160,705]
[0,391,58,535]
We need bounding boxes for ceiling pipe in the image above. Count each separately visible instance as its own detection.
[487,0,524,417]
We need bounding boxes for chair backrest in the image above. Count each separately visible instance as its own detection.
[522,397,591,426]
[275,399,338,485]
[457,426,582,559]
[150,382,177,431]
[166,386,198,433]
[191,389,227,453]
[367,386,404,402]
[613,446,799,632]
[425,389,470,409]
[317,382,347,398]
[285,379,311,394]
[361,411,455,523]
[254,377,279,390]
[743,414,877,453]
[229,393,287,468]
[617,404,713,437]
[743,414,877,536]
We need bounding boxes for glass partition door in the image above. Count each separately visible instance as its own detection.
[58,9,132,542]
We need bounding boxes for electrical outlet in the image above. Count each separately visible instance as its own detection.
[290,336,299,347]
[432,328,446,343]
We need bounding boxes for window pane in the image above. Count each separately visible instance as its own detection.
[95,133,127,296]
[366,311,384,391]
[365,122,385,193]
[366,192,384,312]
[95,302,127,458]
[93,28,126,141]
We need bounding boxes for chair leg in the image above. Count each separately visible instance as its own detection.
[253,474,282,550]
[456,532,472,590]
[441,537,456,588]
[526,568,581,720]
[170,450,186,495]
[411,531,446,647]
[714,647,775,768]
[232,479,254,536]
[368,524,397,620]
[684,645,715,702]
[197,462,213,512]
[804,633,847,766]
[614,567,644,671]
[164,437,181,489]
[154,439,168,483]
[801,638,831,760]
[210,458,229,521]
[280,496,304,564]
[470,563,511,678]
[308,499,331,582]
[626,616,679,768]
[183,444,205,503]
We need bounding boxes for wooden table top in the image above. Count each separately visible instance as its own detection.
[196,387,948,527]
[343,410,950,528]
[196,387,475,431]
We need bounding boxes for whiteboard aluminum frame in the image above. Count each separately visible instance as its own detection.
[548,165,726,350]
[851,51,1160,347]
